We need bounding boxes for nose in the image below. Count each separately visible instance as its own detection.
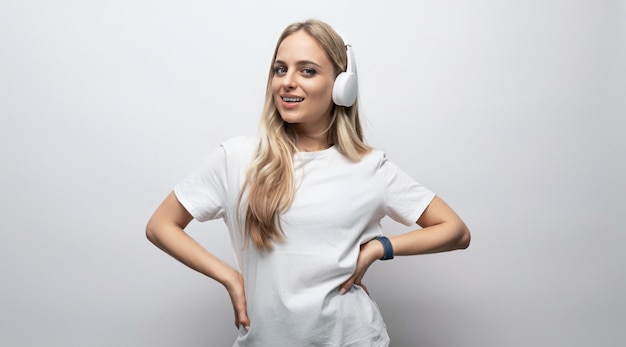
[281,71,296,89]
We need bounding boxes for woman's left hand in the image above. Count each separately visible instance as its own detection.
[338,239,384,295]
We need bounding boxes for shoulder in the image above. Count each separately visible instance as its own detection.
[360,148,411,180]
[219,134,260,158]
[220,134,260,150]
[359,148,388,168]
[332,148,393,179]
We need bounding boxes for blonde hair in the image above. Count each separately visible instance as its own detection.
[241,19,371,251]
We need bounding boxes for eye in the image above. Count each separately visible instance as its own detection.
[273,66,287,75]
[301,68,317,77]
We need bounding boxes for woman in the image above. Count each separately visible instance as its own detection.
[146,19,470,346]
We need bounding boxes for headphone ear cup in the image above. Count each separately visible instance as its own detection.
[332,71,357,107]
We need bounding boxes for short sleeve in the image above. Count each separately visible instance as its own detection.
[174,145,229,222]
[377,154,436,226]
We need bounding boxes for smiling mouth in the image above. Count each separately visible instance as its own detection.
[282,97,304,103]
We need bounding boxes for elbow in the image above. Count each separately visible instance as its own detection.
[457,223,471,250]
[145,218,159,245]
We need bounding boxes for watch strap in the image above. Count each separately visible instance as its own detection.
[375,236,394,260]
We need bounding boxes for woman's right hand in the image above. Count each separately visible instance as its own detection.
[146,192,251,330]
[226,271,250,331]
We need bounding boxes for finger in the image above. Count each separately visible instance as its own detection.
[238,310,250,331]
[338,277,354,295]
[233,300,250,330]
[339,271,365,295]
[234,312,250,330]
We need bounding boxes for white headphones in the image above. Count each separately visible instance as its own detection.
[332,44,358,107]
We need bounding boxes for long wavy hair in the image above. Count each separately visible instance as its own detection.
[240,19,371,251]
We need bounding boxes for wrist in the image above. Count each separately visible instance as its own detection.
[364,237,384,261]
[374,236,394,260]
[221,268,244,293]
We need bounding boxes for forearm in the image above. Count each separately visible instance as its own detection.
[389,220,470,256]
[148,225,238,284]
[147,217,249,328]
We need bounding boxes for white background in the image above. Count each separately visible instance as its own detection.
[1,1,624,346]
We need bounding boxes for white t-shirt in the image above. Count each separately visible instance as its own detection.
[174,135,435,347]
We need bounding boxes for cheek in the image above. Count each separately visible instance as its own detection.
[270,78,283,104]
[306,79,334,101]
[270,77,280,93]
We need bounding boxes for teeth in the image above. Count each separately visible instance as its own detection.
[282,97,303,102]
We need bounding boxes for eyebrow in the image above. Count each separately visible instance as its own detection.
[273,59,322,68]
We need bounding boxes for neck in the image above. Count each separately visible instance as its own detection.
[298,143,331,152]
[290,116,333,152]
[295,133,331,152]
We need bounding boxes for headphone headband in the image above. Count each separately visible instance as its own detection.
[346,45,355,74]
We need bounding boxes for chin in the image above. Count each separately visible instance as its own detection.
[277,110,301,124]
[279,115,302,124]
